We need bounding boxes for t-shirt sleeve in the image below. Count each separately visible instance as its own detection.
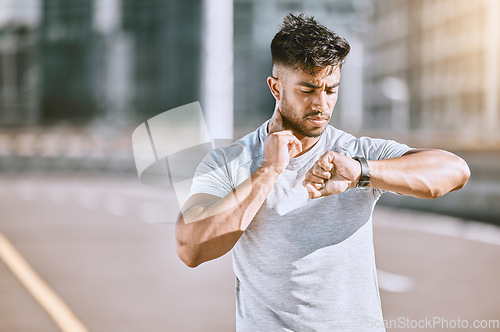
[189,148,235,198]
[356,137,412,161]
[354,137,412,196]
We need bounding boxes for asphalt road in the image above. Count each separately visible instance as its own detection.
[0,175,499,331]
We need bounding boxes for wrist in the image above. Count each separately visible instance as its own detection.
[257,162,283,178]
[345,159,361,189]
[352,156,370,188]
[353,161,362,183]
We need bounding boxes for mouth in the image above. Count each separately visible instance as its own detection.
[307,117,328,127]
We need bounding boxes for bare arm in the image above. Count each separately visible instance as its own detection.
[368,149,470,198]
[303,149,470,199]
[176,166,279,267]
[176,108,301,267]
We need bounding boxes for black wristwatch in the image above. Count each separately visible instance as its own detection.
[353,156,370,188]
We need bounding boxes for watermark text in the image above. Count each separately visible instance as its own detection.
[366,316,500,329]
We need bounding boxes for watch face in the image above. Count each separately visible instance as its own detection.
[358,178,370,188]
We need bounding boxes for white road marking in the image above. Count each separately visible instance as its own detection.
[104,193,125,216]
[0,232,89,332]
[377,269,415,293]
[373,207,500,294]
[119,187,174,201]
[48,184,68,205]
[138,201,168,224]
[74,188,100,210]
[16,181,37,201]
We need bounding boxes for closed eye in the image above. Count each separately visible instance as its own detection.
[301,90,314,94]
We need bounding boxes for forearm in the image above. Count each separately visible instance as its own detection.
[368,149,470,199]
[176,166,279,267]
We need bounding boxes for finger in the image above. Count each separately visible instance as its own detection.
[305,183,322,199]
[306,183,335,199]
[276,131,302,154]
[311,163,331,179]
[318,186,333,197]
[317,152,335,172]
[269,130,300,145]
[290,136,302,154]
[304,172,326,184]
[269,106,284,134]
[303,178,323,188]
[303,180,323,190]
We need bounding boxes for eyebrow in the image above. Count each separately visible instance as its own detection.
[297,81,340,89]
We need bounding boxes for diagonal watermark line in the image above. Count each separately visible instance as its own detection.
[144,120,159,162]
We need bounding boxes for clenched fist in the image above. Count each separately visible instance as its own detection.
[303,151,362,198]
[260,107,302,175]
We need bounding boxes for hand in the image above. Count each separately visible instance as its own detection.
[261,106,302,175]
[302,151,362,198]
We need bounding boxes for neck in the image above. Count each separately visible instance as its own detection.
[266,120,322,158]
[291,132,321,157]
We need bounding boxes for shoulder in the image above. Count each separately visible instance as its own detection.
[190,123,267,196]
[202,122,266,170]
[321,125,358,156]
[323,125,411,160]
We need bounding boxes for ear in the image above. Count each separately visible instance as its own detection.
[267,76,281,101]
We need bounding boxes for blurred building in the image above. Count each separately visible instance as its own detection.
[364,0,500,144]
[0,0,203,127]
[0,0,40,126]
[0,0,208,176]
[40,0,97,124]
[120,0,202,123]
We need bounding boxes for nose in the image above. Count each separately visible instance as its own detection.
[311,91,329,112]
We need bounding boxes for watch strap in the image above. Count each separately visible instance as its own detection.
[353,156,370,188]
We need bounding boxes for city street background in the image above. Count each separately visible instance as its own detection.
[1,0,499,331]
[1,175,499,331]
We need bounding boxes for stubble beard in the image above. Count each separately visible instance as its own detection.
[280,95,330,138]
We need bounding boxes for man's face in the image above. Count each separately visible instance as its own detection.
[278,65,341,138]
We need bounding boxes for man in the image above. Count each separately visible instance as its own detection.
[176,13,470,331]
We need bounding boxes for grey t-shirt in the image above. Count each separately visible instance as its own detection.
[190,121,411,331]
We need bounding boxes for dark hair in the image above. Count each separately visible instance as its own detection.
[271,13,350,75]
